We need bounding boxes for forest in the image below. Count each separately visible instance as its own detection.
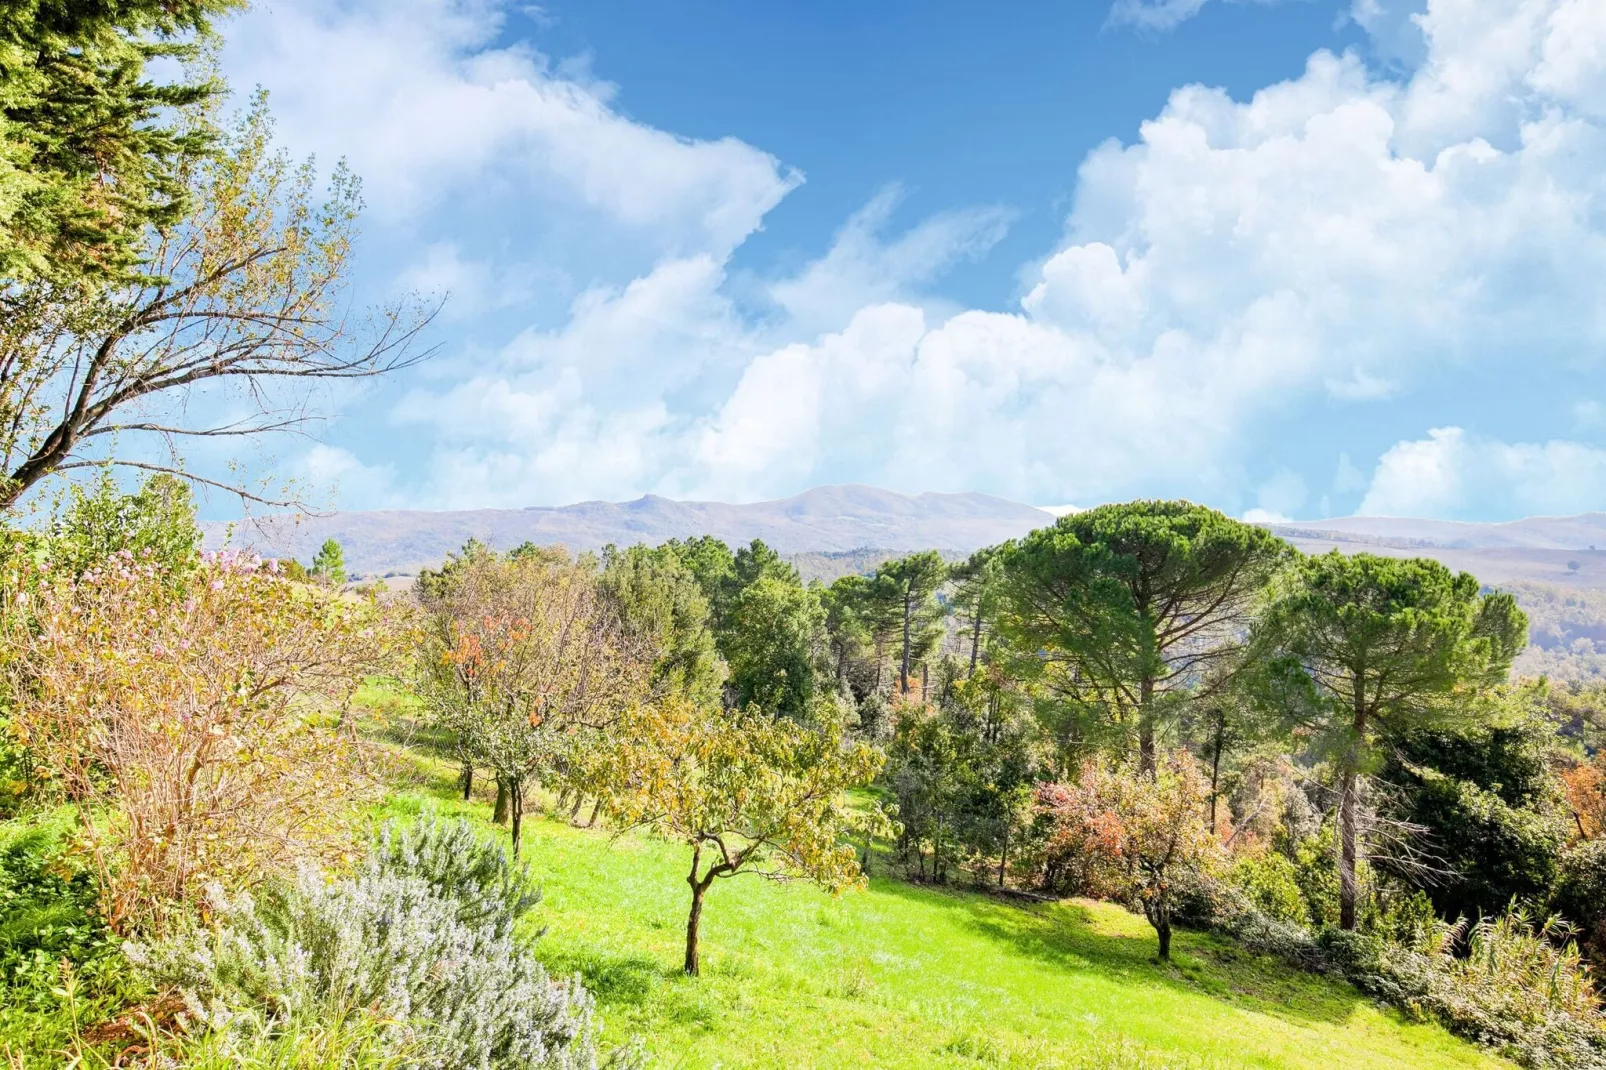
[2,3,1606,1068]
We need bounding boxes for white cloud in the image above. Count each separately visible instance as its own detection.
[1334,451,1369,493]
[673,0,1606,505]
[223,0,797,254]
[1324,368,1399,400]
[1243,508,1293,523]
[1108,0,1213,32]
[1107,0,1304,33]
[228,0,1606,517]
[1254,468,1309,519]
[1360,426,1606,517]
[296,445,401,510]
[768,186,1013,335]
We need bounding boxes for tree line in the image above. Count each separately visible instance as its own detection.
[399,499,1606,986]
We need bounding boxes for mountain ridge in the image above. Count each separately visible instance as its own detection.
[205,488,1606,590]
[205,484,1055,576]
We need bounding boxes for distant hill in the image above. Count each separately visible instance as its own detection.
[205,485,1054,578]
[208,491,1606,679]
[1267,514,1606,592]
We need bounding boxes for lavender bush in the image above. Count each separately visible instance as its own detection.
[130,818,637,1069]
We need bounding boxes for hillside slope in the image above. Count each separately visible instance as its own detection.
[380,773,1505,1070]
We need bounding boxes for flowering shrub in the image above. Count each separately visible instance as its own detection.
[0,550,385,931]
[131,818,633,1070]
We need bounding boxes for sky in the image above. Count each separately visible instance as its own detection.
[203,0,1606,522]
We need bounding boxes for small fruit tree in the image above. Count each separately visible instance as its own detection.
[607,698,886,975]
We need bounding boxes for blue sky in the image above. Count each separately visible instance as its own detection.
[207,0,1606,521]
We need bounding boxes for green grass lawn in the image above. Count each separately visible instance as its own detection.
[377,759,1508,1070]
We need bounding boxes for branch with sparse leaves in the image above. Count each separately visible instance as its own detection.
[0,92,437,511]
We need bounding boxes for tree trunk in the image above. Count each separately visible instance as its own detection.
[920,661,928,701]
[569,792,585,823]
[1156,917,1172,962]
[900,591,913,694]
[1209,708,1225,831]
[1338,762,1360,931]
[586,798,603,827]
[685,856,715,976]
[509,779,525,857]
[998,822,1009,888]
[460,761,473,801]
[1338,690,1368,931]
[1138,675,1157,778]
[969,610,983,678]
[493,777,510,825]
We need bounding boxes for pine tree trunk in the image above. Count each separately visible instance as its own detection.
[1138,675,1157,778]
[1209,709,1225,830]
[1338,763,1360,931]
[900,591,913,694]
[1339,692,1368,931]
[969,610,982,677]
[998,823,1009,888]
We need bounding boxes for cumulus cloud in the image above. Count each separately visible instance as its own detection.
[223,0,797,254]
[1360,428,1606,518]
[677,0,1606,506]
[235,0,1606,518]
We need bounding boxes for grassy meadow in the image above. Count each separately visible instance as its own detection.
[376,734,1507,1070]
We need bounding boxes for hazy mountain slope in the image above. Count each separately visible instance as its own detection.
[1270,514,1606,552]
[207,485,1053,576]
[1270,535,1606,591]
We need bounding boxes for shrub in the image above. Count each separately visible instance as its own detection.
[131,818,634,1069]
[0,550,385,931]
[0,811,140,1064]
[1188,882,1606,1068]
[1227,853,1307,927]
[1555,839,1606,962]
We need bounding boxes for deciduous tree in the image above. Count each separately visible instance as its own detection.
[0,549,382,931]
[0,97,432,511]
[413,549,646,855]
[1034,753,1219,960]
[605,698,885,975]
[719,574,827,718]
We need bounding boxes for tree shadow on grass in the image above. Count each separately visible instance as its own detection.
[868,878,1376,1031]
[539,944,725,1033]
